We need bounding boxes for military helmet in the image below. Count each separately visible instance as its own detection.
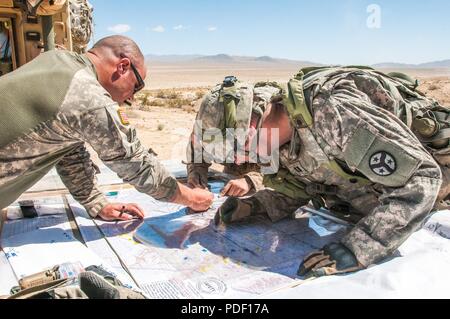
[192,78,281,164]
[197,77,281,132]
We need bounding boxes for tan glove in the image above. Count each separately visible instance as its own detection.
[298,243,364,278]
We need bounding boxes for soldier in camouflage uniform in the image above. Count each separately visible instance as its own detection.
[187,77,282,197]
[0,35,213,221]
[216,66,448,278]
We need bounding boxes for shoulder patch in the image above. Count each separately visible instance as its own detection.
[344,125,422,187]
[369,152,397,176]
[117,108,130,126]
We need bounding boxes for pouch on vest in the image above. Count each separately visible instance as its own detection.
[412,107,450,152]
[263,169,311,201]
[220,84,239,130]
[219,78,254,132]
[344,125,422,187]
[283,73,313,129]
[8,278,73,299]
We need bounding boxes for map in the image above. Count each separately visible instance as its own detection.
[68,181,349,299]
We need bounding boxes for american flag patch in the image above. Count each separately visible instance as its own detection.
[118,108,130,126]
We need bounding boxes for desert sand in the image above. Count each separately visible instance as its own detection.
[126,62,450,162]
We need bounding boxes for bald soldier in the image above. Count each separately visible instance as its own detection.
[0,35,213,221]
[215,66,449,278]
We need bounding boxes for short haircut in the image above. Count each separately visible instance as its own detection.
[268,102,289,121]
[90,35,144,67]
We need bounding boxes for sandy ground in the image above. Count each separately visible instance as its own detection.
[145,62,304,89]
[128,107,196,162]
[126,64,450,162]
[419,77,450,105]
[145,62,450,90]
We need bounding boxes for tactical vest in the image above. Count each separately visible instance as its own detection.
[264,66,449,206]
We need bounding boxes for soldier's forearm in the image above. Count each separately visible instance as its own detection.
[106,155,179,201]
[252,189,309,223]
[244,172,264,192]
[81,194,110,218]
[169,182,194,207]
[342,166,442,267]
[56,145,110,218]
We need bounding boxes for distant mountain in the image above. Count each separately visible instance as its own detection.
[194,54,235,62]
[254,56,277,62]
[145,54,203,63]
[419,59,450,68]
[145,53,320,66]
[372,62,417,69]
[145,54,450,69]
[373,59,450,69]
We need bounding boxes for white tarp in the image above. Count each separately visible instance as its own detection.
[265,210,450,299]
[2,161,449,299]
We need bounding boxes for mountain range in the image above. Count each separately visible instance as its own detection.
[372,60,450,69]
[145,54,450,69]
[145,54,318,66]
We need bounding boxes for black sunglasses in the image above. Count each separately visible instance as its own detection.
[129,62,145,94]
[120,54,145,94]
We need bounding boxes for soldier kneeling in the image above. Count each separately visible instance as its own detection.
[213,66,449,278]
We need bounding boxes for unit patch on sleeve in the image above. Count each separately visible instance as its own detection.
[369,152,397,176]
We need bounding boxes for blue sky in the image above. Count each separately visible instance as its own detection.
[89,0,450,65]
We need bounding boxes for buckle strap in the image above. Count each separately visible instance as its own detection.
[306,183,338,196]
[434,111,450,124]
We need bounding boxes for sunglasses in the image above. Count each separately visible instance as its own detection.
[120,54,145,94]
[129,62,145,94]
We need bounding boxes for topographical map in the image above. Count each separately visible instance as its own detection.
[68,181,349,299]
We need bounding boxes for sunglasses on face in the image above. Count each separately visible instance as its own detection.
[129,62,145,94]
[120,54,145,94]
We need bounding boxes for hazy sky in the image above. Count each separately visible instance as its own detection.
[89,0,450,65]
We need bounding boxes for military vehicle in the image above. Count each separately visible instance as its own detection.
[0,0,92,77]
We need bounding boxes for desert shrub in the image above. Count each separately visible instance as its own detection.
[140,93,152,106]
[138,105,152,112]
[126,109,141,119]
[149,99,167,107]
[167,90,181,99]
[181,105,196,113]
[428,84,440,91]
[157,123,165,131]
[195,90,206,100]
[167,98,191,108]
[156,90,166,98]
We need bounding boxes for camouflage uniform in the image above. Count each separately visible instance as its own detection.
[0,50,178,217]
[187,81,281,191]
[69,0,93,54]
[252,68,444,267]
